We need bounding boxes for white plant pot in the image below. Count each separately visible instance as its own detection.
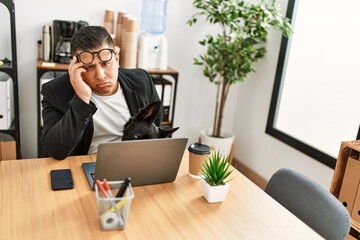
[200,128,235,158]
[201,178,230,203]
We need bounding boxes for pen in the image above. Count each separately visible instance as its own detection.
[96,179,108,198]
[116,177,131,198]
[103,178,115,200]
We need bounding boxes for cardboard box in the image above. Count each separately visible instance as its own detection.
[0,141,16,160]
[0,133,16,160]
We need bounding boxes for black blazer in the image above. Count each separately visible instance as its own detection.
[41,68,162,160]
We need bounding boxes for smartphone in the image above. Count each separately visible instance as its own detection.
[50,169,74,190]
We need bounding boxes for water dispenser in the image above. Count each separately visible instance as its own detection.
[138,0,168,70]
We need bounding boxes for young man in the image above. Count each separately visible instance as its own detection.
[41,26,162,160]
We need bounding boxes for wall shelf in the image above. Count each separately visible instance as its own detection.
[0,0,21,159]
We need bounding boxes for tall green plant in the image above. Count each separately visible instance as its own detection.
[187,0,292,137]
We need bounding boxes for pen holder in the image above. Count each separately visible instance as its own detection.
[95,181,134,231]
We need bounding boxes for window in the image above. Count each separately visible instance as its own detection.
[266,0,360,168]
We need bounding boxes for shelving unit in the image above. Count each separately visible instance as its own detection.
[0,0,21,159]
[330,140,360,239]
[36,60,179,157]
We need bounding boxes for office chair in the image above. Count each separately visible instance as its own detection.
[265,168,350,240]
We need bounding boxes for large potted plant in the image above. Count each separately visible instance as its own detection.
[187,0,292,156]
[200,151,234,203]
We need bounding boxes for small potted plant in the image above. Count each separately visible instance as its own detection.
[200,151,234,203]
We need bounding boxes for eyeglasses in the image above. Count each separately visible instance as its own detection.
[76,48,115,65]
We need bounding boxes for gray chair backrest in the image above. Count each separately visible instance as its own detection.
[265,168,350,240]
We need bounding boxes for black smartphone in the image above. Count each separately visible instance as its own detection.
[50,169,74,190]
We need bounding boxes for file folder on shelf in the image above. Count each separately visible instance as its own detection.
[153,77,173,122]
[0,74,14,129]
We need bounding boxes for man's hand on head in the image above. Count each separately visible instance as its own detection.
[68,56,91,104]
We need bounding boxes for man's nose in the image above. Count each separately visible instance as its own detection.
[94,65,106,79]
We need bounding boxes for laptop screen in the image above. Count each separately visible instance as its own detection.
[83,138,188,188]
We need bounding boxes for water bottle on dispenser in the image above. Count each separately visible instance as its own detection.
[138,0,168,70]
[140,0,167,34]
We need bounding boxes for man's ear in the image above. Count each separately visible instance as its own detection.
[115,46,120,66]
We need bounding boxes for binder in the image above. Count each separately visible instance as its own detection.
[162,84,171,122]
[153,77,172,122]
[338,157,360,214]
[155,84,163,101]
[351,181,360,222]
[0,75,14,129]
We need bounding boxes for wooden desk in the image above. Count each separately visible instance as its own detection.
[0,153,322,239]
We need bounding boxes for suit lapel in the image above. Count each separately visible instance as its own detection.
[118,73,140,116]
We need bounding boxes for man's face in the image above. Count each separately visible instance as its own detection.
[76,44,119,96]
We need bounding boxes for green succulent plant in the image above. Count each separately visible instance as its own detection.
[201,151,234,186]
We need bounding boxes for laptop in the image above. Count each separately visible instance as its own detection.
[82,137,188,189]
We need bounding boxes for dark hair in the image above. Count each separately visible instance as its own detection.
[71,26,114,55]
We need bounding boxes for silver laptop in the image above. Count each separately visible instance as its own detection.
[82,138,188,189]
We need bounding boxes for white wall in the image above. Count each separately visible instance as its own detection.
[0,0,333,188]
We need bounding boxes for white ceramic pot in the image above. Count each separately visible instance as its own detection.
[201,178,230,203]
[200,128,235,158]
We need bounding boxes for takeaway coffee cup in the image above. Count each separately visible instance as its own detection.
[188,142,211,179]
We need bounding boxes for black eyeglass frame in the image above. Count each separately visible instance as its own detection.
[76,48,115,65]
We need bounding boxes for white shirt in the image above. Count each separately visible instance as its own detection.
[88,83,130,154]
